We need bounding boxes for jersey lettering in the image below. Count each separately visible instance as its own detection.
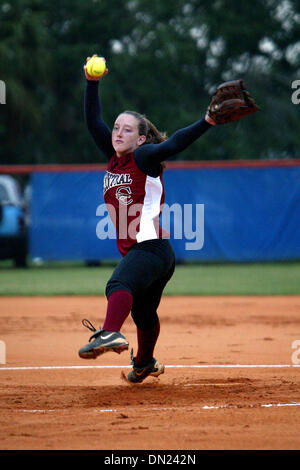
[103,171,132,194]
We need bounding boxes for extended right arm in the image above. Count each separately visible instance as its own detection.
[84,80,114,160]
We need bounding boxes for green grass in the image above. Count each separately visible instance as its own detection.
[0,260,299,296]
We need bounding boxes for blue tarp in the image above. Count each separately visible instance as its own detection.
[30,165,300,262]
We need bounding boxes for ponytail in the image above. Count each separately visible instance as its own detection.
[144,118,168,144]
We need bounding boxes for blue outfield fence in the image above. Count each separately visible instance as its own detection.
[29,162,300,262]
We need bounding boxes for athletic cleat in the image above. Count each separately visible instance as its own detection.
[78,319,129,359]
[127,349,165,383]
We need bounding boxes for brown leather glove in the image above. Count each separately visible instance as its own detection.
[206,79,259,125]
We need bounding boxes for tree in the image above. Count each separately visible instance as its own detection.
[0,0,299,164]
[0,0,52,163]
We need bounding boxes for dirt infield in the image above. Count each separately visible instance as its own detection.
[0,295,300,450]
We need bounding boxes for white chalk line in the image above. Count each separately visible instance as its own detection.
[19,402,300,414]
[0,364,300,371]
[201,402,300,410]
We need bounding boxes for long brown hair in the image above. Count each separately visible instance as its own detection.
[123,110,168,144]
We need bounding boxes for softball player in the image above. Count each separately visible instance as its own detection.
[78,55,214,383]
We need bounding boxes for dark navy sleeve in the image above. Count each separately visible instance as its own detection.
[134,119,212,177]
[84,80,114,160]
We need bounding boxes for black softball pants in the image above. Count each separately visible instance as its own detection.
[105,239,175,330]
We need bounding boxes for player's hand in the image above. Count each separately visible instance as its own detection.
[83,54,109,81]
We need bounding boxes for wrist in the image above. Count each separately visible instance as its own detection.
[86,78,100,85]
[205,114,216,126]
[86,76,100,83]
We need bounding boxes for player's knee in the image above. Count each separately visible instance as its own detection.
[105,278,132,299]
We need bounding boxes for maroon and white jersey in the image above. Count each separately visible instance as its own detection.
[85,81,212,256]
[103,152,165,257]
